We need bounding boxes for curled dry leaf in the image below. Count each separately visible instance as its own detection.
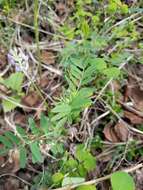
[103,121,129,142]
[124,110,143,124]
[114,121,129,142]
[103,122,119,142]
[41,50,55,65]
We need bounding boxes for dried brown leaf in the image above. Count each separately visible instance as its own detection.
[103,123,119,142]
[41,50,55,65]
[22,92,42,112]
[126,66,143,111]
[104,121,129,142]
[124,110,143,124]
[114,121,129,142]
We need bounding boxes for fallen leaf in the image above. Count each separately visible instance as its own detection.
[104,121,129,142]
[127,81,143,111]
[103,122,119,142]
[126,65,143,111]
[22,91,42,112]
[114,121,129,142]
[41,50,55,65]
[124,110,143,124]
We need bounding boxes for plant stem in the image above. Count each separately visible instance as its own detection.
[34,0,42,77]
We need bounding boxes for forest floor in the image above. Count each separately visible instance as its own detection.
[0,0,143,190]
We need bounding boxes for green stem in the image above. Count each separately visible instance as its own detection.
[34,0,42,77]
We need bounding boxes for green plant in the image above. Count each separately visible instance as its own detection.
[51,144,96,188]
[52,88,94,126]
[0,0,17,13]
[0,114,65,167]
[107,0,129,14]
[0,1,142,189]
[0,72,24,112]
[111,171,135,190]
[52,39,122,128]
